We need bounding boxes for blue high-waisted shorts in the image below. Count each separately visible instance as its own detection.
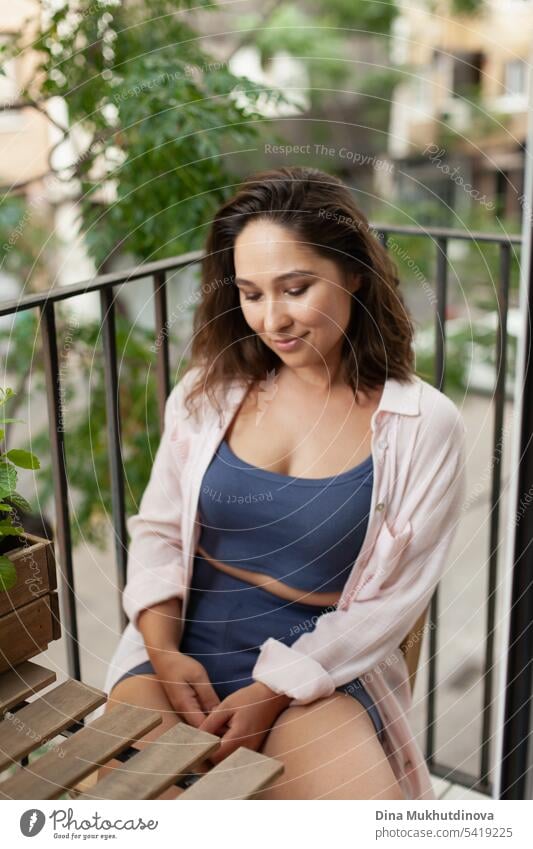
[115,555,385,742]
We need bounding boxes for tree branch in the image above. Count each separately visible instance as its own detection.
[224,0,286,63]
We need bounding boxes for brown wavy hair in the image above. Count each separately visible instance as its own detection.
[183,165,415,421]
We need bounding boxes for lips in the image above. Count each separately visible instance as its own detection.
[270,333,308,343]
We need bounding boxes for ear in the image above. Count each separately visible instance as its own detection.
[347,272,362,294]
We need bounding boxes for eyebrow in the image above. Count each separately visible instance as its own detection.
[234,269,315,288]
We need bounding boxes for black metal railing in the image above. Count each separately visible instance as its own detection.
[0,225,528,798]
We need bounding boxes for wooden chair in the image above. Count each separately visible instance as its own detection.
[399,606,430,694]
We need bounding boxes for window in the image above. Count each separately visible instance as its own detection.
[504,59,528,97]
[451,50,484,98]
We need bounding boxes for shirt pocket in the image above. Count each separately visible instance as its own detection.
[354,518,414,600]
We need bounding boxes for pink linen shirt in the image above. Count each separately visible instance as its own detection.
[102,364,467,801]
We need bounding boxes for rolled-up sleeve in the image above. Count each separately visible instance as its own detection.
[122,379,189,630]
[251,404,467,704]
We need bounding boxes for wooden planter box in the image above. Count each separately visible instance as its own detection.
[0,533,61,673]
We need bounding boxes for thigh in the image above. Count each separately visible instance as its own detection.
[254,692,404,800]
[97,673,202,799]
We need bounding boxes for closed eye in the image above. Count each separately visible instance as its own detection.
[243,285,309,302]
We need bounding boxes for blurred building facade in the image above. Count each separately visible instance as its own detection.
[387,0,531,219]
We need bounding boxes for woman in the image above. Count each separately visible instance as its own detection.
[100,166,466,800]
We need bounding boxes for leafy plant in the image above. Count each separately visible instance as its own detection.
[0,0,295,269]
[0,388,41,592]
[2,307,187,551]
[450,0,485,14]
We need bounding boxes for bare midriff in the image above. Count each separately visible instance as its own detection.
[196,543,342,608]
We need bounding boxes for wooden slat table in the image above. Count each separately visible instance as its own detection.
[0,660,284,800]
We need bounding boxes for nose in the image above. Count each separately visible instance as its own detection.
[262,296,293,334]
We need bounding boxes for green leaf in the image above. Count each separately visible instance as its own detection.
[0,555,17,592]
[0,503,13,512]
[0,522,23,536]
[0,388,15,409]
[5,449,40,470]
[8,492,32,514]
[0,464,17,498]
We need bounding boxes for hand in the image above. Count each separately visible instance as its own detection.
[150,649,221,728]
[198,681,291,765]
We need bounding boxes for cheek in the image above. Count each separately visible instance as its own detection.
[306,292,350,331]
[240,301,261,330]
[329,291,352,326]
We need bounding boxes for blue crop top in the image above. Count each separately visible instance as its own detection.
[196,437,374,594]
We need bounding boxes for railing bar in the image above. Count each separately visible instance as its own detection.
[429,761,492,796]
[153,272,170,432]
[39,302,80,681]
[426,588,439,765]
[499,219,533,799]
[480,243,511,784]
[0,229,522,318]
[100,288,128,630]
[426,237,448,764]
[377,230,388,249]
[0,251,204,318]
[435,236,448,391]
[369,224,521,244]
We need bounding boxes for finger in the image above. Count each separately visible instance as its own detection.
[198,706,233,736]
[207,726,244,765]
[171,687,208,728]
[191,678,221,715]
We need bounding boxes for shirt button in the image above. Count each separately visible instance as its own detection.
[378,439,387,449]
[376,502,385,511]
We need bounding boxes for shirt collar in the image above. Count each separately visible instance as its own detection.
[377,374,422,417]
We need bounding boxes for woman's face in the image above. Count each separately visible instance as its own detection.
[233,219,360,373]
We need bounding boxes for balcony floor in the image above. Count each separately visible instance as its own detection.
[431,775,491,800]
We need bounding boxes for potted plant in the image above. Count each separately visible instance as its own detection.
[0,387,60,673]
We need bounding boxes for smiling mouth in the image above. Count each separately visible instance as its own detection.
[270,332,309,343]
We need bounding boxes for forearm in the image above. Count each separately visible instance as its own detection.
[137,597,183,662]
[251,681,292,714]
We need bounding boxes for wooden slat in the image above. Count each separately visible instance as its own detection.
[0,679,106,771]
[45,537,58,592]
[78,722,220,800]
[0,595,57,673]
[0,661,57,715]
[0,703,162,800]
[179,747,284,800]
[49,590,61,641]
[0,536,53,617]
